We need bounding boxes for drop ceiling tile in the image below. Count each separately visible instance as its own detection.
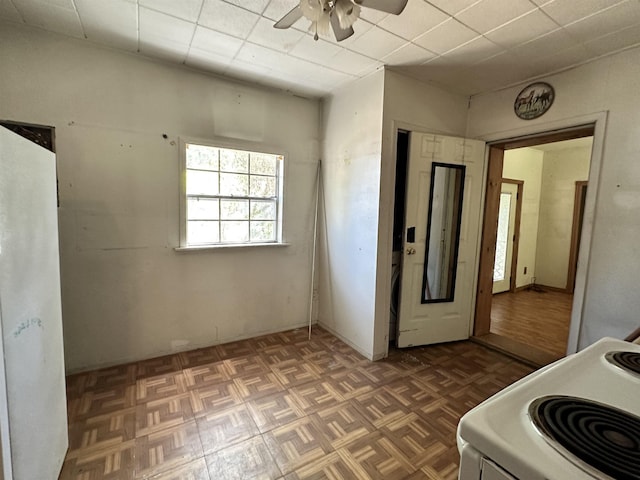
[248,16,304,52]
[225,57,327,95]
[382,43,436,65]
[199,0,260,39]
[0,0,23,22]
[12,0,84,38]
[510,27,579,60]
[563,1,640,42]
[329,48,383,75]
[345,25,407,58]
[139,0,204,22]
[441,35,504,64]
[528,44,592,72]
[236,41,353,90]
[456,0,537,34]
[289,35,343,64]
[414,18,477,54]
[191,25,244,57]
[538,0,624,26]
[262,0,298,21]
[75,0,138,52]
[377,0,449,41]
[485,8,559,48]
[582,22,640,56]
[425,0,482,16]
[224,0,270,14]
[139,7,195,61]
[185,48,234,72]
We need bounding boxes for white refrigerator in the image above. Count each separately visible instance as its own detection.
[0,126,68,479]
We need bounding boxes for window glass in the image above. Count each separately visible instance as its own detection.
[183,143,283,246]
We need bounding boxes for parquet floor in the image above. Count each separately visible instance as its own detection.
[490,289,572,358]
[62,327,533,480]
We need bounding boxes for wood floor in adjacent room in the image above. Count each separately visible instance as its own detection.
[490,289,573,359]
[62,327,533,480]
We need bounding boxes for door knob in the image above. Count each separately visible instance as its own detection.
[406,247,416,255]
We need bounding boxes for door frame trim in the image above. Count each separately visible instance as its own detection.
[567,181,588,292]
[502,178,524,293]
[473,111,608,355]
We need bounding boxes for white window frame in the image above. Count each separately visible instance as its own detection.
[177,137,286,250]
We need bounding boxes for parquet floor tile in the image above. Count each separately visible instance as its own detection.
[68,408,136,453]
[137,355,182,380]
[340,431,416,479]
[136,373,188,404]
[61,440,136,480]
[246,391,307,433]
[135,395,195,437]
[183,362,230,390]
[197,404,260,455]
[289,379,344,414]
[188,381,244,415]
[142,457,210,480]
[204,436,282,480]
[263,416,333,475]
[63,327,534,480]
[178,347,221,369]
[232,371,285,400]
[68,385,137,422]
[135,421,203,479]
[311,402,375,450]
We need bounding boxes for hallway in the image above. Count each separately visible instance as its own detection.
[490,289,572,359]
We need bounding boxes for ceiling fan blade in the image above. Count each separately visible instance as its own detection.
[330,13,355,41]
[355,0,408,15]
[274,5,303,29]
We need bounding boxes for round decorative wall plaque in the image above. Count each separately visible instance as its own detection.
[514,82,555,120]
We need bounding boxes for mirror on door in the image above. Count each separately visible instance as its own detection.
[422,162,466,303]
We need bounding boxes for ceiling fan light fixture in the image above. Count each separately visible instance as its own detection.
[334,0,360,29]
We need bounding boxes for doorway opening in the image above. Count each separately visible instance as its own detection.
[389,130,409,345]
[474,126,595,366]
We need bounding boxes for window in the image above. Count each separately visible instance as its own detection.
[181,142,284,247]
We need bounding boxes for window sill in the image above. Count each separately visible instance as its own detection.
[174,243,290,252]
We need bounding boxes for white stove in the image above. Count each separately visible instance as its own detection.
[457,337,640,480]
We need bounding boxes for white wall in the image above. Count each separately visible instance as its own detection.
[467,45,640,348]
[503,148,544,288]
[377,71,469,357]
[0,22,321,372]
[536,146,591,288]
[318,72,384,358]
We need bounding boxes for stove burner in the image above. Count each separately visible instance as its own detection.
[605,351,640,377]
[530,396,640,480]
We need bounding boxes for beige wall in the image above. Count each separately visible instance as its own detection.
[467,45,640,349]
[536,146,591,288]
[0,22,321,372]
[502,148,544,288]
[318,72,385,358]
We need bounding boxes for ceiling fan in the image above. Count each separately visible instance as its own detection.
[274,0,409,42]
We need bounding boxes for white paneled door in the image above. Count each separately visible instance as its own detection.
[397,133,485,348]
[0,127,68,479]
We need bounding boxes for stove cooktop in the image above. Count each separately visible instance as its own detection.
[457,338,640,480]
[530,395,640,480]
[605,351,640,377]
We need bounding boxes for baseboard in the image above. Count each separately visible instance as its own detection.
[66,321,314,375]
[513,283,570,294]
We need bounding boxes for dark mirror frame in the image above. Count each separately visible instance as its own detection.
[421,162,466,303]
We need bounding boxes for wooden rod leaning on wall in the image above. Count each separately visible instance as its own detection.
[624,326,640,342]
